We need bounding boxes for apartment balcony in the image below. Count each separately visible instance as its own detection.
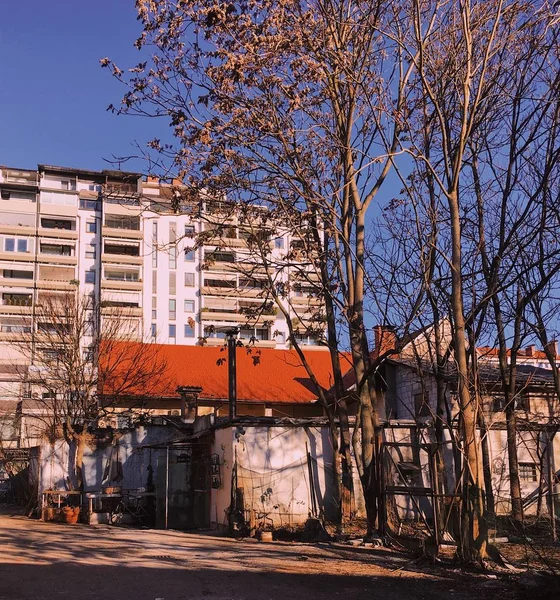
[202,261,239,273]
[203,237,248,249]
[102,201,143,216]
[201,311,276,326]
[200,310,244,323]
[1,168,39,188]
[201,286,238,297]
[102,227,143,240]
[36,280,76,291]
[204,336,277,349]
[290,296,323,308]
[101,279,143,292]
[101,254,143,266]
[40,202,78,218]
[37,254,78,266]
[101,306,143,317]
[201,286,265,298]
[0,224,36,237]
[0,278,35,288]
[0,251,35,263]
[38,227,78,240]
[0,304,33,315]
[0,331,28,341]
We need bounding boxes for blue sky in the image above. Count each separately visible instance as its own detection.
[0,1,162,172]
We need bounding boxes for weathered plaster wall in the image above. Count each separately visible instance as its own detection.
[210,424,352,530]
[38,426,176,495]
[210,426,234,530]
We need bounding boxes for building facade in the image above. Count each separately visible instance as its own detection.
[0,163,326,442]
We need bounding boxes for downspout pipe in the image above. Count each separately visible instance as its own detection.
[226,328,239,421]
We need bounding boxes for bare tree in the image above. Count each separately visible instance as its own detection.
[103,0,415,533]
[15,290,168,491]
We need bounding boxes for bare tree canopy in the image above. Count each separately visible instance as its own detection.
[104,0,560,561]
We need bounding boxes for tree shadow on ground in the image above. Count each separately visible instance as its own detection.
[0,562,538,600]
[0,512,554,600]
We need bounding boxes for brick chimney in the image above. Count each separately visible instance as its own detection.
[374,325,397,355]
[526,345,536,357]
[545,340,558,358]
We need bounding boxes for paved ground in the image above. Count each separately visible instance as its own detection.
[0,508,554,600]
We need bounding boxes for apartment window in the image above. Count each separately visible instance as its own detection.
[185,248,195,261]
[184,273,195,287]
[169,324,176,339]
[60,179,76,191]
[104,243,140,256]
[152,247,158,268]
[3,269,33,280]
[204,251,235,263]
[86,221,97,233]
[275,331,286,344]
[152,270,157,294]
[294,333,320,346]
[41,243,72,256]
[204,278,236,289]
[104,215,140,230]
[85,244,96,259]
[41,218,74,230]
[169,299,176,320]
[85,271,96,284]
[0,322,31,333]
[88,184,102,192]
[100,302,137,311]
[4,238,28,252]
[152,309,157,319]
[240,327,269,341]
[519,463,538,483]
[239,278,264,290]
[3,293,32,306]
[106,271,139,282]
[79,199,98,210]
[185,225,195,238]
[151,323,157,338]
[169,272,176,295]
[274,237,284,249]
[492,393,530,412]
[184,323,195,338]
[184,300,195,312]
[83,347,95,362]
[204,327,227,339]
[169,222,177,269]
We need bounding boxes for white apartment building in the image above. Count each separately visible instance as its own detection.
[0,163,325,428]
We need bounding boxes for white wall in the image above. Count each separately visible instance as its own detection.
[38,426,177,496]
[210,424,341,531]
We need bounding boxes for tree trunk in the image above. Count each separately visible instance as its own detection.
[74,431,87,492]
[448,191,488,563]
[505,405,523,526]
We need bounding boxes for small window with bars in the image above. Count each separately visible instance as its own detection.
[519,462,538,482]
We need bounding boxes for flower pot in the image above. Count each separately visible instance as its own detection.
[62,506,80,524]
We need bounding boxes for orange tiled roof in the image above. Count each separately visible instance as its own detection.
[100,342,349,404]
[477,346,549,360]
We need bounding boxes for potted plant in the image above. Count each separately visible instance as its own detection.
[62,506,80,524]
